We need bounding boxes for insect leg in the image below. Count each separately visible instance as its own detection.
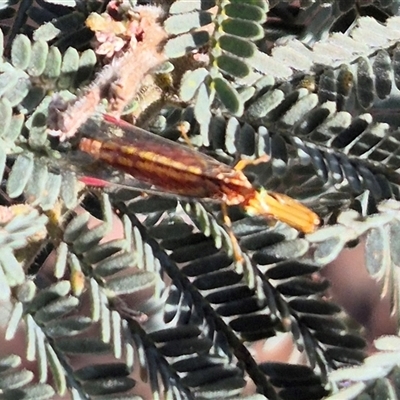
[234,154,270,172]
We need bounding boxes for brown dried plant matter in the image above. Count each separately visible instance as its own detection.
[49,2,168,141]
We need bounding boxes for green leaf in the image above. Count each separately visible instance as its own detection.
[164,31,209,58]
[219,35,255,58]
[3,78,30,107]
[82,377,136,396]
[56,338,111,354]
[75,49,97,86]
[0,250,25,287]
[194,82,213,143]
[170,0,215,14]
[2,383,55,399]
[0,72,18,98]
[5,302,24,340]
[0,368,33,389]
[0,355,21,370]
[39,172,62,211]
[45,316,92,337]
[24,161,48,204]
[58,47,79,89]
[180,68,209,101]
[106,271,156,295]
[43,46,62,79]
[224,3,266,22]
[164,11,212,35]
[60,171,79,209]
[0,98,12,137]
[7,154,34,198]
[95,252,136,277]
[73,222,110,254]
[46,344,67,394]
[216,54,250,78]
[33,22,61,42]
[63,213,90,243]
[35,296,80,324]
[4,114,24,142]
[26,281,71,314]
[27,40,48,77]
[11,35,31,70]
[221,18,264,40]
[213,77,243,116]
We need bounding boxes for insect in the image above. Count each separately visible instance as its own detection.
[78,115,320,234]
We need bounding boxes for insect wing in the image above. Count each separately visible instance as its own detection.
[96,115,237,180]
[77,116,252,202]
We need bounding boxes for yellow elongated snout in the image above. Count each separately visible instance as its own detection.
[245,190,320,234]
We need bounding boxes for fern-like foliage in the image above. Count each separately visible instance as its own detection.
[0,0,400,399]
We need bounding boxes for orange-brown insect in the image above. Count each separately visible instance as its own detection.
[78,115,320,233]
